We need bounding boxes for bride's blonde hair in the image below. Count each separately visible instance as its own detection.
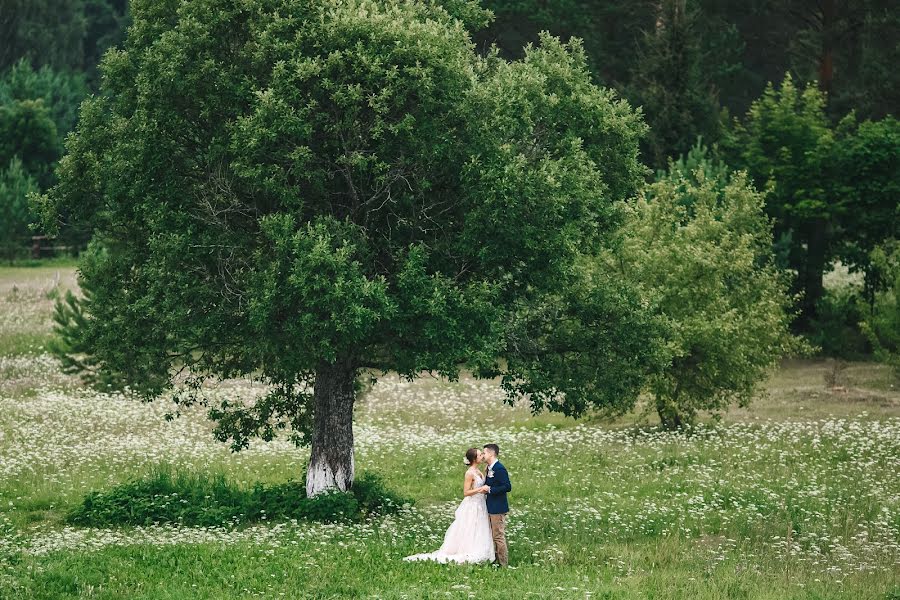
[463,447,478,466]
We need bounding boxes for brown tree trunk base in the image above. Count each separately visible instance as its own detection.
[306,356,356,497]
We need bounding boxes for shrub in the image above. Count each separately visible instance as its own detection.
[861,242,900,380]
[807,285,869,359]
[605,165,811,429]
[350,471,409,515]
[66,463,410,527]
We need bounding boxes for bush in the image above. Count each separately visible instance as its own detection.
[807,285,870,359]
[298,490,360,524]
[66,464,410,527]
[66,465,248,527]
[861,242,900,379]
[605,165,810,429]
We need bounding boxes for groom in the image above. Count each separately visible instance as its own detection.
[481,443,511,566]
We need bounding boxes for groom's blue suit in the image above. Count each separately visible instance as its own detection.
[484,461,511,514]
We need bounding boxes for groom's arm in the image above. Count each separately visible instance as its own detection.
[487,466,511,495]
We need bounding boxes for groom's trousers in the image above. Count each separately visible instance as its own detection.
[489,513,508,566]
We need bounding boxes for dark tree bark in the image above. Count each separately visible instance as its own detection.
[305,356,357,497]
[800,216,828,327]
[817,0,836,98]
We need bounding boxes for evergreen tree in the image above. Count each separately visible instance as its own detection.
[627,0,730,168]
[0,157,39,262]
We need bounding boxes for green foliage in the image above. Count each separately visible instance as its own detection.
[606,165,811,428]
[475,1,740,167]
[0,0,130,83]
[0,58,89,135]
[80,0,132,85]
[727,74,899,329]
[861,242,900,380]
[0,98,59,186]
[725,73,832,226]
[0,0,87,73]
[66,464,409,527]
[475,0,652,85]
[724,73,836,325]
[47,255,131,391]
[808,285,870,360]
[0,157,39,262]
[779,0,900,122]
[38,0,663,450]
[0,60,93,256]
[627,1,731,168]
[656,137,729,187]
[350,471,409,515]
[48,239,173,398]
[838,0,900,121]
[431,0,494,30]
[830,115,900,296]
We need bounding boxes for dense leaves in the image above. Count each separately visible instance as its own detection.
[724,74,836,326]
[38,0,664,474]
[830,115,900,301]
[861,242,900,379]
[0,59,89,139]
[0,98,60,187]
[604,157,810,428]
[0,157,39,261]
[625,1,732,169]
[725,75,899,328]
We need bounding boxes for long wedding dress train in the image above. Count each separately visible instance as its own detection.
[403,469,495,564]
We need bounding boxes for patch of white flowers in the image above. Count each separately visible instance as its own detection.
[0,352,897,586]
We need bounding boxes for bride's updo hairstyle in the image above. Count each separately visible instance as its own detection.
[464,447,478,466]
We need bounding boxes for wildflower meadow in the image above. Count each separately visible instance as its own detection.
[1,263,898,598]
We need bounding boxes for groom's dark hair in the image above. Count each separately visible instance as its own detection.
[483,443,499,456]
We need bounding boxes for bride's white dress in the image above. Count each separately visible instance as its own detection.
[403,468,495,564]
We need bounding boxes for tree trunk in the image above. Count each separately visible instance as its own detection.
[800,216,828,327]
[306,356,356,497]
[818,0,836,98]
[656,395,684,431]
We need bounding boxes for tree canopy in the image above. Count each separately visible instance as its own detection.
[606,151,808,428]
[38,0,667,494]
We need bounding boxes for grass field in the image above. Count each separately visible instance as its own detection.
[0,264,898,599]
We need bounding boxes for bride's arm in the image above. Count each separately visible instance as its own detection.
[462,470,481,497]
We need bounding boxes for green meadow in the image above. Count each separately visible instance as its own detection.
[0,265,898,599]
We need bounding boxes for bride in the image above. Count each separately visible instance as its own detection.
[403,448,495,564]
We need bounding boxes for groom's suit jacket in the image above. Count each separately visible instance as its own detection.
[484,461,511,514]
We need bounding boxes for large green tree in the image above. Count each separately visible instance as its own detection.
[726,74,899,329]
[830,115,900,305]
[724,73,836,329]
[37,0,666,496]
[626,0,734,168]
[606,150,808,429]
